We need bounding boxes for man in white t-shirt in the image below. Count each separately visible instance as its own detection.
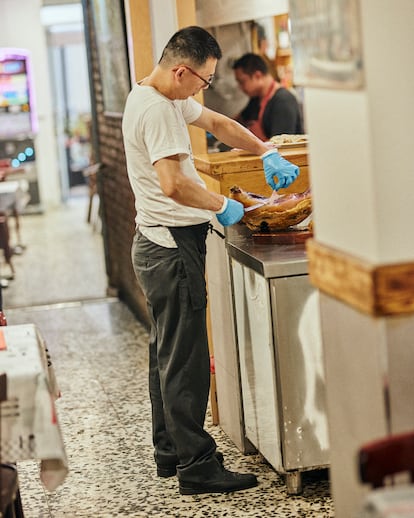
[122,26,299,496]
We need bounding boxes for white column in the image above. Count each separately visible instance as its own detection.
[149,0,178,62]
[304,1,414,516]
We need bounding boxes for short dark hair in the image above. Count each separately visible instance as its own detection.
[159,26,222,67]
[232,53,269,76]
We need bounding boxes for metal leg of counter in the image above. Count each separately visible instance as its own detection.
[286,471,303,495]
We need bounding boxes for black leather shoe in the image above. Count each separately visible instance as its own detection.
[179,466,258,495]
[157,451,224,478]
[157,464,178,478]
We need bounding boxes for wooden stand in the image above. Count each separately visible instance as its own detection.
[195,146,309,198]
[195,145,309,446]
[252,228,313,245]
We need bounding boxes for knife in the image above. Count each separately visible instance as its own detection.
[244,203,265,213]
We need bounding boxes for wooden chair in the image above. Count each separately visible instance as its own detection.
[359,431,414,488]
[0,162,25,282]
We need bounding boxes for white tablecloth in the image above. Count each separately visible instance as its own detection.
[0,324,68,491]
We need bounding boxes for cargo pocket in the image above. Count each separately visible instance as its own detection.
[168,224,208,311]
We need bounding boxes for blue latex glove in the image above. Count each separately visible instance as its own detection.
[261,149,299,190]
[215,197,244,226]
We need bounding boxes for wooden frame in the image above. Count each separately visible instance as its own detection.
[307,239,414,316]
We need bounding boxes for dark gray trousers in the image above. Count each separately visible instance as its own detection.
[131,224,218,480]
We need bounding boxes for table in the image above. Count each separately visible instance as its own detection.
[0,180,29,214]
[0,324,68,491]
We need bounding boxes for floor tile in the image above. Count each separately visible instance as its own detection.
[4,193,334,517]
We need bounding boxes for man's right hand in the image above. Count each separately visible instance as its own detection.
[215,197,244,226]
[261,149,299,190]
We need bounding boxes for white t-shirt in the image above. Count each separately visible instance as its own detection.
[122,84,213,237]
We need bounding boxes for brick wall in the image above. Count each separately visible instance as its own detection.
[83,0,150,328]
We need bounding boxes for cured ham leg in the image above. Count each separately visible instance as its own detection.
[229,185,312,231]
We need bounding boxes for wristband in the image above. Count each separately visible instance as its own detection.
[215,196,228,214]
[261,148,279,159]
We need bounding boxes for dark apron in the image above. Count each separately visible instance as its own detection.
[168,222,209,311]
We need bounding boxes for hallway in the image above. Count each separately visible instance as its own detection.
[2,191,334,517]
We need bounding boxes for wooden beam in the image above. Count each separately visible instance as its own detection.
[307,239,414,317]
[175,0,197,28]
[125,0,154,81]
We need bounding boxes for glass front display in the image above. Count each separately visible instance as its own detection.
[0,49,37,138]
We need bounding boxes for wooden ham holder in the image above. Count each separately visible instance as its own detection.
[252,227,313,245]
[194,144,310,429]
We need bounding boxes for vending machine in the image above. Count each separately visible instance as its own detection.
[0,48,40,207]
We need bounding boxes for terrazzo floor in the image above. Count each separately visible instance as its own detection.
[2,189,334,517]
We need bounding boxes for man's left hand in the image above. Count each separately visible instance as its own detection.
[261,149,299,191]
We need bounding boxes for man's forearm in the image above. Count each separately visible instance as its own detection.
[212,115,269,156]
[166,175,224,212]
[194,108,272,156]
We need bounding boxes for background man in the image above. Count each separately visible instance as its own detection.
[233,52,304,140]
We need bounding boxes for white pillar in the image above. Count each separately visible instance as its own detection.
[303,1,414,516]
[149,0,178,62]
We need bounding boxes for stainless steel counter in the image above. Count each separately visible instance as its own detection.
[227,223,329,495]
[225,224,309,278]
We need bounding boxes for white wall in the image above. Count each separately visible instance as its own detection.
[203,23,252,118]
[1,0,61,208]
[196,0,288,28]
[149,0,178,63]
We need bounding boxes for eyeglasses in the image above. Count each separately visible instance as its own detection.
[181,65,214,88]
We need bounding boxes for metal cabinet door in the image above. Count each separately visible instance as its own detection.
[232,259,283,470]
[270,277,329,471]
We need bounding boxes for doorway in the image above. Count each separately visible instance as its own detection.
[41,2,92,201]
